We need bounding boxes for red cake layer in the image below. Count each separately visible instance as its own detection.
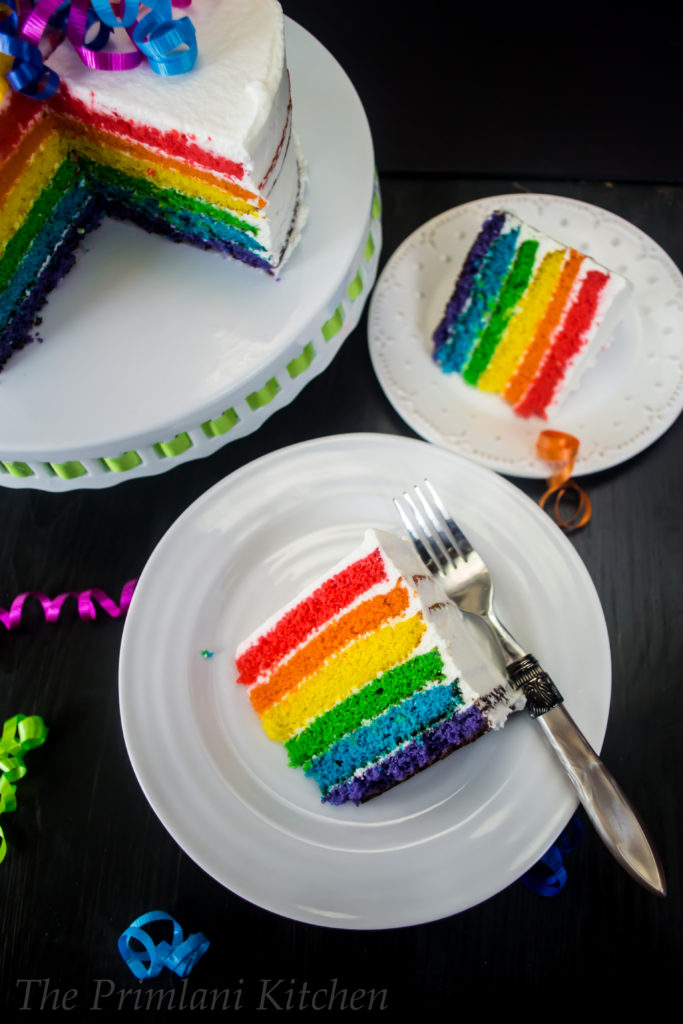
[50,87,246,181]
[0,92,44,164]
[515,269,609,417]
[236,549,389,687]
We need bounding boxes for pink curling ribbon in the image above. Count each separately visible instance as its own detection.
[0,578,138,631]
[1,0,196,99]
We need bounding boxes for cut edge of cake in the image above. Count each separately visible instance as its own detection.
[235,528,524,806]
[432,209,632,419]
[0,0,306,366]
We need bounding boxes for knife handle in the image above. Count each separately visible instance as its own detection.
[533,702,666,896]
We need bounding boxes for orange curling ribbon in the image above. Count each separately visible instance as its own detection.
[536,430,591,532]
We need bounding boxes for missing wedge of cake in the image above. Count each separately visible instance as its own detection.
[0,0,307,367]
[432,209,631,418]
[235,529,523,806]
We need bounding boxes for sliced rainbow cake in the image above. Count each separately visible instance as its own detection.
[235,529,522,805]
[0,0,305,367]
[432,210,631,418]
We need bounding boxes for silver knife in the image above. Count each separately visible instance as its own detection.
[505,650,666,896]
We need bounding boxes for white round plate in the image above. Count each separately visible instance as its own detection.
[368,194,683,477]
[119,433,611,929]
[0,20,379,488]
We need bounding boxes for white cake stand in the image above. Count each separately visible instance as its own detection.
[0,19,380,490]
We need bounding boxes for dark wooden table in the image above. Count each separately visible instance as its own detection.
[1,7,682,1019]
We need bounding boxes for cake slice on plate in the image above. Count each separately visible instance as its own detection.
[235,529,523,806]
[432,209,631,418]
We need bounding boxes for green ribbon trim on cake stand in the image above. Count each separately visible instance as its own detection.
[347,271,363,302]
[153,433,193,459]
[201,408,240,438]
[49,460,87,480]
[246,378,280,410]
[286,342,316,379]
[322,306,344,341]
[1,461,34,478]
[372,191,382,220]
[100,450,144,473]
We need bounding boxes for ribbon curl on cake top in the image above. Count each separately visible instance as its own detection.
[0,0,197,100]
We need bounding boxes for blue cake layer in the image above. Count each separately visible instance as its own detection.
[1,182,95,328]
[307,682,465,795]
[436,218,521,373]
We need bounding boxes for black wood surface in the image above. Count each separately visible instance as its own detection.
[283,2,683,184]
[1,8,682,1021]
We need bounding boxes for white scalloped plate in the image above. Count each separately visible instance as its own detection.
[119,434,611,929]
[368,194,683,477]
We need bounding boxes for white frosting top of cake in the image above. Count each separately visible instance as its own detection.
[47,0,286,171]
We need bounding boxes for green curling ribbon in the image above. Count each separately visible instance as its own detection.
[364,232,375,262]
[0,714,48,864]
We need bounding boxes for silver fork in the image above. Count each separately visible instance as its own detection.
[394,480,666,896]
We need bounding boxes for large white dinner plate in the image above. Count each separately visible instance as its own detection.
[119,434,611,929]
[368,194,683,477]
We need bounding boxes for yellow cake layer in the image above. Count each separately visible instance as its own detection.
[259,614,428,742]
[0,130,66,253]
[477,248,567,393]
[67,133,262,219]
[0,56,11,103]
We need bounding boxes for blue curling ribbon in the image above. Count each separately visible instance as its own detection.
[0,0,197,99]
[0,1,60,99]
[131,1,196,78]
[118,912,209,980]
[520,814,584,897]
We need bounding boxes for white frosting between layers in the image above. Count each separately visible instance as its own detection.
[489,210,632,415]
[47,0,287,185]
[241,528,516,729]
[542,257,632,415]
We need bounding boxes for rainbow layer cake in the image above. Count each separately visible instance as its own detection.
[235,529,523,806]
[0,0,306,368]
[432,210,631,418]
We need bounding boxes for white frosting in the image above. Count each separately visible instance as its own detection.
[543,257,632,414]
[47,0,287,183]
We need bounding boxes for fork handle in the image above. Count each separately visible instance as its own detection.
[532,703,666,897]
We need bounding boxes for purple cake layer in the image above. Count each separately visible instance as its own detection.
[324,703,490,806]
[432,210,506,357]
[102,200,274,273]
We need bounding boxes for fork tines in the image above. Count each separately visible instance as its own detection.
[393,480,471,577]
